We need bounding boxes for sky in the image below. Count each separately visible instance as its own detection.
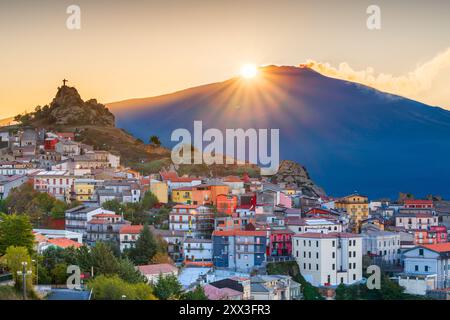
[0,0,449,119]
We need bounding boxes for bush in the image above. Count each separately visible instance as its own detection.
[88,275,156,300]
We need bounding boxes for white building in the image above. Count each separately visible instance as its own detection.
[119,224,143,252]
[292,232,363,287]
[65,205,116,237]
[362,230,401,265]
[34,170,75,201]
[395,213,438,230]
[286,217,342,235]
[183,238,212,262]
[399,243,450,295]
[136,263,178,284]
[0,175,28,199]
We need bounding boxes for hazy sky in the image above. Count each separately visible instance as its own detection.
[0,0,449,119]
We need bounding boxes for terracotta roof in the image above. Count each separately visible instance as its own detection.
[136,263,178,275]
[223,176,243,183]
[173,204,200,209]
[47,238,82,249]
[404,200,433,205]
[92,213,122,218]
[203,284,242,300]
[422,243,450,253]
[172,187,193,191]
[120,225,143,234]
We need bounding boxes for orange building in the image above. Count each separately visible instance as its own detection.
[216,194,238,215]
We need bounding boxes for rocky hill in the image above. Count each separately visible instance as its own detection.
[271,160,325,197]
[18,85,115,127]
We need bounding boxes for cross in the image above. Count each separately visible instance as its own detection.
[63,79,68,86]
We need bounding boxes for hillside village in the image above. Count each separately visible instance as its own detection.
[1,85,450,300]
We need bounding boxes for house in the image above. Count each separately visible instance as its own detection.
[292,232,363,287]
[413,226,448,245]
[398,243,450,295]
[33,228,83,253]
[212,230,267,272]
[172,187,193,204]
[160,171,202,193]
[335,194,369,230]
[34,170,74,201]
[395,211,438,230]
[203,284,243,300]
[0,175,28,199]
[222,176,245,195]
[150,179,168,204]
[285,216,343,234]
[216,194,238,215]
[55,140,81,156]
[136,263,178,284]
[268,228,294,258]
[86,213,130,246]
[73,179,99,203]
[65,206,116,237]
[208,277,251,300]
[148,226,184,261]
[362,230,401,265]
[169,205,214,238]
[119,224,143,251]
[183,238,213,263]
[250,275,302,300]
[404,199,434,209]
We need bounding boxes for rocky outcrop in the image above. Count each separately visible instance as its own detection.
[29,85,115,127]
[270,160,325,197]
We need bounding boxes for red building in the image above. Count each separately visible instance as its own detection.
[216,194,238,215]
[44,138,58,151]
[268,229,294,257]
[414,225,447,245]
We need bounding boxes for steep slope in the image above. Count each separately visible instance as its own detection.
[107,65,450,198]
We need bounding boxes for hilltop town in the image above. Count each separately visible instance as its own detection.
[1,83,450,301]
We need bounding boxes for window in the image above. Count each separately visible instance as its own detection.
[332,241,335,247]
[349,263,352,269]
[332,264,335,270]
[332,252,335,259]
[304,263,306,269]
[353,274,356,281]
[419,249,424,256]
[415,265,419,271]
[425,266,429,272]
[316,264,319,270]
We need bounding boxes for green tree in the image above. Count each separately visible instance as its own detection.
[88,275,156,300]
[0,213,34,255]
[117,258,146,284]
[51,263,68,284]
[149,135,161,147]
[126,224,158,265]
[183,285,208,300]
[50,200,67,219]
[141,191,159,210]
[102,199,123,213]
[153,274,183,300]
[1,246,33,291]
[90,242,120,276]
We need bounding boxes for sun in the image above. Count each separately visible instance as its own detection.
[240,64,258,79]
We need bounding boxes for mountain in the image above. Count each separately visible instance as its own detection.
[107,65,450,199]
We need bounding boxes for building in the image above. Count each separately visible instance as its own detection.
[413,226,448,245]
[169,205,214,238]
[335,194,369,230]
[362,230,401,265]
[285,216,343,234]
[160,171,202,193]
[250,275,302,300]
[119,224,143,252]
[0,175,28,199]
[212,230,267,272]
[203,284,243,300]
[292,232,363,287]
[216,194,238,215]
[395,212,438,230]
[55,140,81,156]
[404,199,434,209]
[183,238,213,263]
[208,277,251,300]
[268,228,294,257]
[86,213,130,246]
[172,187,193,204]
[150,179,168,204]
[136,263,179,284]
[399,243,450,295]
[34,170,75,201]
[65,206,116,237]
[73,179,98,203]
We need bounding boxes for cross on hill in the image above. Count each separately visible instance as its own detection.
[63,79,68,86]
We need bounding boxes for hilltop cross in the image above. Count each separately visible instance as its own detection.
[63,79,68,86]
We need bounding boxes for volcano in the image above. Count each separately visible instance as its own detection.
[107,65,450,199]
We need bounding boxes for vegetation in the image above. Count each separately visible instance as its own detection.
[125,224,159,265]
[149,135,162,147]
[0,214,35,255]
[1,246,34,292]
[153,274,183,300]
[183,285,208,300]
[88,275,157,300]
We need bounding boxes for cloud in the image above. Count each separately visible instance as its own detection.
[304,48,450,109]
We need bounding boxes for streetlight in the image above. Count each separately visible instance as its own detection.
[16,262,32,300]
[121,295,127,300]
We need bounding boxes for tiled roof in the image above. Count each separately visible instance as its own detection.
[120,225,143,234]
[136,263,178,275]
[47,238,82,249]
[293,232,361,239]
[422,243,450,253]
[213,230,267,237]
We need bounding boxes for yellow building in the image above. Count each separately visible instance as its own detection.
[171,187,193,204]
[335,194,369,230]
[74,180,96,202]
[150,180,169,204]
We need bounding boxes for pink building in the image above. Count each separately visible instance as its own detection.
[268,229,294,257]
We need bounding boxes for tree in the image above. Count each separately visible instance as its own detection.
[183,285,208,300]
[141,191,159,210]
[90,242,121,276]
[126,224,158,265]
[50,200,67,219]
[88,275,156,300]
[153,274,183,300]
[51,263,68,284]
[149,135,161,147]
[0,213,35,255]
[102,199,123,214]
[150,252,173,265]
[117,258,146,284]
[1,246,33,291]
